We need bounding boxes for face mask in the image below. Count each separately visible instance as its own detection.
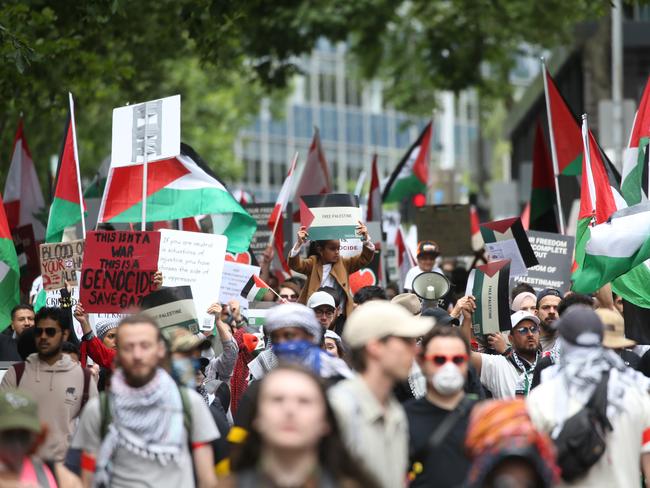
[431,362,465,396]
[171,357,201,389]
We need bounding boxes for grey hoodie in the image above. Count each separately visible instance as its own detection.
[0,352,98,461]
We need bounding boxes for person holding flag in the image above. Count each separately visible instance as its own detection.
[288,221,374,319]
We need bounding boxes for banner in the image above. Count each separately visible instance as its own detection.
[12,224,39,296]
[158,229,227,330]
[481,217,538,277]
[467,259,511,336]
[300,193,361,240]
[39,239,85,291]
[141,285,199,336]
[516,231,574,294]
[415,205,473,256]
[80,231,161,313]
[219,261,261,306]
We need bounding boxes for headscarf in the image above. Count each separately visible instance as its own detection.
[230,328,257,416]
[465,399,560,487]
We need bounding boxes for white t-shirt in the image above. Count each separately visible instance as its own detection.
[403,265,443,291]
[479,354,523,399]
[527,370,650,488]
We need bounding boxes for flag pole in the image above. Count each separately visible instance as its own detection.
[541,58,566,235]
[269,152,298,249]
[68,93,86,239]
[580,114,597,218]
[141,103,149,231]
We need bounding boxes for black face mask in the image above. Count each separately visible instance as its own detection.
[0,430,33,472]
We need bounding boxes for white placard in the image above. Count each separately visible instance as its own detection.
[219,261,261,307]
[157,229,227,330]
[111,94,181,167]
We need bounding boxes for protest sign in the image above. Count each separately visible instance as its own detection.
[516,231,574,294]
[39,239,85,291]
[244,203,284,262]
[481,217,538,277]
[12,224,39,295]
[300,194,361,240]
[415,205,473,256]
[349,250,383,295]
[111,94,181,167]
[219,261,261,306]
[88,312,126,333]
[80,231,160,313]
[158,229,227,330]
[141,286,199,336]
[467,259,511,336]
[43,276,83,339]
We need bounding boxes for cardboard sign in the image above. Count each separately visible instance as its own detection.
[515,231,574,294]
[300,194,361,240]
[415,205,473,256]
[111,94,181,167]
[349,250,383,295]
[157,229,227,330]
[481,217,538,277]
[12,224,40,296]
[39,239,85,291]
[466,259,511,336]
[80,231,161,312]
[141,286,199,336]
[244,202,292,263]
[219,261,261,307]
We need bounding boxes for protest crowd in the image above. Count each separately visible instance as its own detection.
[3,74,650,488]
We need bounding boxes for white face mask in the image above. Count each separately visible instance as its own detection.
[431,362,465,396]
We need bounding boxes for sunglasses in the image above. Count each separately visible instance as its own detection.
[513,325,540,336]
[35,327,59,338]
[424,354,468,366]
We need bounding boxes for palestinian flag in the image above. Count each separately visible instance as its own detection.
[621,75,650,206]
[480,217,538,269]
[46,94,86,243]
[3,119,46,239]
[0,192,20,331]
[268,154,297,275]
[572,118,628,293]
[300,193,361,241]
[98,143,256,253]
[383,122,432,203]
[466,259,511,335]
[366,154,383,222]
[530,121,558,232]
[543,67,583,176]
[241,275,271,302]
[470,205,484,251]
[292,128,332,221]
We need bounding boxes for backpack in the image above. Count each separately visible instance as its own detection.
[553,371,612,482]
[98,385,192,439]
[13,362,91,413]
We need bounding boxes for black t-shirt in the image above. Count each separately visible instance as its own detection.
[404,397,475,488]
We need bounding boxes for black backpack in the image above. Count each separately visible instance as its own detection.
[553,371,612,482]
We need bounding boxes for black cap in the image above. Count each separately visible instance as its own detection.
[556,305,603,347]
[422,307,460,326]
[536,288,563,307]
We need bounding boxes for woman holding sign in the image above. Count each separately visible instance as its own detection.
[288,221,374,319]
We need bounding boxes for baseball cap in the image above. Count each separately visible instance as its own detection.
[510,310,540,329]
[0,389,40,434]
[556,305,603,347]
[422,307,460,326]
[307,291,336,310]
[596,308,635,349]
[536,288,563,306]
[171,330,212,353]
[417,241,440,257]
[343,301,435,348]
[391,293,422,315]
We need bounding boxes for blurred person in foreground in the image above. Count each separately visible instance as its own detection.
[405,326,477,487]
[328,301,434,488]
[527,305,650,487]
[71,314,219,488]
[224,365,378,487]
[465,399,560,488]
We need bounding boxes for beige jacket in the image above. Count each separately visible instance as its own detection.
[0,352,98,461]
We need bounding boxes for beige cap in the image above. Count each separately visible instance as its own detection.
[171,329,212,353]
[597,308,635,349]
[391,293,422,315]
[343,301,435,348]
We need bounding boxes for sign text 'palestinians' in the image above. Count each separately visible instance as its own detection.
[80,231,160,313]
[516,231,574,294]
[467,259,511,336]
[39,239,85,291]
[300,193,361,241]
[480,217,538,278]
